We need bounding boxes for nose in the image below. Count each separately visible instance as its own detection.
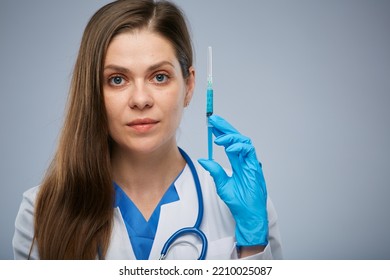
[128,81,153,110]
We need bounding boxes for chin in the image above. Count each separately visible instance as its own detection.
[129,139,175,155]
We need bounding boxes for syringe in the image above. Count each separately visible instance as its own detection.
[207,46,213,160]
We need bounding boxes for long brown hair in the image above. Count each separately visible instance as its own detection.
[33,0,193,259]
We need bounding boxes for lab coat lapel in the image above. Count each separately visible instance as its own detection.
[106,208,137,259]
[148,164,198,259]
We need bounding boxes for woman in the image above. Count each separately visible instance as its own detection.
[13,0,282,260]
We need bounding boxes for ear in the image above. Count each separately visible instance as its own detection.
[184,66,195,107]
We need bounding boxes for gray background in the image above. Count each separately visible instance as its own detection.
[1,0,389,259]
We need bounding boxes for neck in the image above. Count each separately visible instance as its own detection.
[110,144,186,197]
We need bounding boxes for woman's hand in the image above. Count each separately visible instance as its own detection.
[198,115,268,247]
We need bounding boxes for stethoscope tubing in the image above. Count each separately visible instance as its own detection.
[159,227,208,260]
[159,148,208,260]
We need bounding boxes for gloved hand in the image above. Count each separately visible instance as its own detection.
[198,115,268,247]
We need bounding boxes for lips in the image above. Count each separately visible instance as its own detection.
[127,118,159,133]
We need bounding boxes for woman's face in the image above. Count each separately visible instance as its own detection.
[103,29,194,155]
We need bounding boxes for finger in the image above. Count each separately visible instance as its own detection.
[224,143,255,173]
[226,142,258,163]
[214,134,252,174]
[227,144,267,195]
[197,159,229,187]
[209,115,240,137]
[227,144,262,172]
[214,133,251,149]
[226,143,263,178]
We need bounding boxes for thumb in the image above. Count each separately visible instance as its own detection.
[197,159,229,187]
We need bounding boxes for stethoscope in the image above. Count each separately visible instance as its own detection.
[159,147,208,260]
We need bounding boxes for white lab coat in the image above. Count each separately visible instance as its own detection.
[13,162,283,260]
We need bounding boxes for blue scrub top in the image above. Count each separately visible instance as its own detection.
[114,180,180,260]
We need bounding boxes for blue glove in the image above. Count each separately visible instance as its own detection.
[198,115,268,247]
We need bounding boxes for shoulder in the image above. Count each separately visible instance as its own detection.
[13,185,40,259]
[16,185,40,216]
[22,185,40,203]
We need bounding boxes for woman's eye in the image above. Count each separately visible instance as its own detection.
[153,73,169,84]
[108,76,125,86]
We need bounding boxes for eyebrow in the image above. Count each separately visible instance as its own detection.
[103,61,175,73]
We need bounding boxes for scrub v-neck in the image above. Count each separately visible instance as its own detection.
[114,180,180,260]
